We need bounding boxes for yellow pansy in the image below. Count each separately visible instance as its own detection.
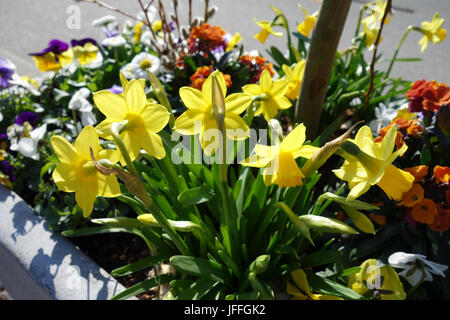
[173,70,252,155]
[287,269,343,300]
[73,42,99,65]
[333,125,414,201]
[348,259,406,300]
[51,126,120,217]
[241,124,319,188]
[418,13,447,52]
[253,19,283,44]
[226,32,242,51]
[282,60,306,100]
[94,79,170,164]
[297,4,318,38]
[242,69,291,122]
[31,50,73,72]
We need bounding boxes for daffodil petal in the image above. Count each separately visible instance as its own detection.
[224,114,250,140]
[202,71,226,105]
[52,163,78,192]
[242,84,262,96]
[141,130,166,159]
[179,87,209,110]
[97,173,121,197]
[173,109,205,135]
[347,180,372,201]
[259,70,272,92]
[74,125,101,160]
[280,124,306,152]
[140,103,170,133]
[51,135,81,164]
[225,93,252,115]
[292,145,319,159]
[95,118,115,140]
[93,90,128,120]
[75,178,98,217]
[126,79,147,114]
[271,79,290,98]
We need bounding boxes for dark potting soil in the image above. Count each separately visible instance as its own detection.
[70,232,157,300]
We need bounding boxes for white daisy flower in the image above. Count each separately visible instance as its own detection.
[102,35,126,47]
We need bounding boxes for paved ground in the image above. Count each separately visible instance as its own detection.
[0,0,449,82]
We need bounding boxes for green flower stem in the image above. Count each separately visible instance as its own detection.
[110,124,192,256]
[353,5,365,40]
[385,26,416,80]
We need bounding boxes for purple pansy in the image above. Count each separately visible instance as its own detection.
[70,38,98,47]
[0,56,16,88]
[0,160,15,182]
[108,84,124,94]
[29,39,70,57]
[15,111,40,128]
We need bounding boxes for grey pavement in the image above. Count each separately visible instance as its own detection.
[0,0,449,82]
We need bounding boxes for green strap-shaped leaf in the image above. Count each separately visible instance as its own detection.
[276,202,314,245]
[318,192,379,210]
[170,255,232,285]
[306,271,366,300]
[298,215,359,235]
[91,217,144,229]
[111,274,175,300]
[177,186,215,206]
[111,255,169,277]
[300,250,343,268]
[341,204,375,234]
[175,279,220,300]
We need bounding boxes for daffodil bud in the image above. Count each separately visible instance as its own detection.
[137,213,159,227]
[249,255,270,275]
[211,71,226,128]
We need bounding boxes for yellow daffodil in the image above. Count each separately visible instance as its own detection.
[348,259,406,300]
[134,21,145,43]
[51,126,120,217]
[241,124,319,188]
[173,70,252,155]
[362,0,391,28]
[152,20,163,33]
[297,4,318,38]
[226,32,242,51]
[94,79,170,164]
[253,19,283,44]
[418,13,447,52]
[333,125,414,201]
[287,269,343,300]
[360,21,381,48]
[73,42,99,65]
[242,69,291,122]
[31,50,73,72]
[282,60,306,100]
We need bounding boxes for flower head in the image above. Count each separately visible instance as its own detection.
[287,269,343,300]
[173,70,251,155]
[102,35,126,47]
[69,88,96,127]
[241,124,319,188]
[348,259,406,300]
[94,78,170,164]
[388,252,448,287]
[369,103,398,133]
[333,125,414,201]
[226,32,242,51]
[418,13,447,52]
[282,61,306,101]
[429,209,450,232]
[0,56,16,88]
[122,52,161,79]
[71,38,100,66]
[433,165,450,183]
[51,126,120,217]
[29,39,73,72]
[15,111,39,128]
[404,165,428,182]
[297,4,318,38]
[242,69,291,122]
[411,198,438,224]
[253,19,283,44]
[399,183,424,207]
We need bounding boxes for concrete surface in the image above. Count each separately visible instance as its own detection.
[0,186,132,300]
[0,0,449,82]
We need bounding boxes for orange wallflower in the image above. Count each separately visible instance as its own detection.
[375,122,405,149]
[404,165,429,182]
[189,23,226,46]
[400,183,425,207]
[433,165,450,183]
[411,198,438,224]
[421,80,450,112]
[370,213,386,226]
[406,79,427,113]
[190,66,232,90]
[428,209,450,232]
[406,122,423,138]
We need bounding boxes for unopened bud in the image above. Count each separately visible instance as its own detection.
[249,255,270,275]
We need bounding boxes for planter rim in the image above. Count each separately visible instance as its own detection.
[0,185,135,300]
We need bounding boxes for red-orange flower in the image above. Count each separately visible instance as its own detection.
[406,79,427,113]
[406,122,424,137]
[428,209,450,232]
[411,198,438,224]
[433,165,450,183]
[400,183,425,207]
[404,165,429,182]
[370,213,386,226]
[187,23,226,53]
[421,81,450,112]
[189,65,232,90]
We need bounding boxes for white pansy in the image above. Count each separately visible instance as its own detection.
[69,88,97,127]
[102,35,126,47]
[8,74,40,96]
[92,15,117,27]
[388,252,448,287]
[14,124,47,160]
[369,103,398,133]
[127,52,161,79]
